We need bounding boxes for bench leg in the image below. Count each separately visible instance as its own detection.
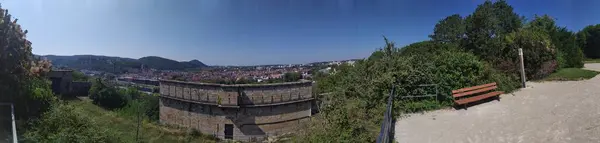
[463,104,467,110]
[496,96,501,101]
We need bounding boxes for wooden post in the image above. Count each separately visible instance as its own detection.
[519,48,526,88]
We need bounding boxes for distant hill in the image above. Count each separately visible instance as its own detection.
[37,55,207,73]
[138,56,207,70]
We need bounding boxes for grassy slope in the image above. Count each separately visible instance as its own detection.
[69,100,216,143]
[544,68,600,81]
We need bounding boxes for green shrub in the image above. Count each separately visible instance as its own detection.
[92,87,130,109]
[24,102,119,142]
[89,79,132,109]
[504,29,557,80]
[116,93,159,121]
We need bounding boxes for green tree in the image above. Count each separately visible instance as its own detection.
[526,15,557,35]
[283,72,302,82]
[464,0,522,58]
[578,24,600,58]
[430,14,465,44]
[0,5,54,120]
[72,71,90,81]
[526,15,583,68]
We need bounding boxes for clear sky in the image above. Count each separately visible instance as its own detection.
[2,0,599,66]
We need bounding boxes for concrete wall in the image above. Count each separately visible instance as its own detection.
[159,80,313,141]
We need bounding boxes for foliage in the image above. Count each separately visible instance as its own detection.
[430,14,465,44]
[526,15,583,68]
[71,100,217,142]
[463,0,522,57]
[578,24,600,59]
[23,102,118,142]
[543,68,600,81]
[397,41,455,57]
[504,29,557,79]
[109,88,160,121]
[0,5,56,123]
[283,72,303,82]
[89,79,130,109]
[72,71,90,82]
[301,38,520,142]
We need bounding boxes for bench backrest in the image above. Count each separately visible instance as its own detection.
[452,82,497,98]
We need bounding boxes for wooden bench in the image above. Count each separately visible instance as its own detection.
[452,82,504,109]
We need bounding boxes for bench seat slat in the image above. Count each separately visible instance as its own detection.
[452,83,496,94]
[452,86,497,98]
[455,91,504,105]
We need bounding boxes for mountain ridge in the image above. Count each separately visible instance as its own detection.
[37,54,207,73]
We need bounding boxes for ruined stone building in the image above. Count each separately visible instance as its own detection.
[159,80,314,141]
[48,70,91,97]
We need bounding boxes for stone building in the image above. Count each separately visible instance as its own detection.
[48,70,73,95]
[159,80,314,141]
[48,70,92,97]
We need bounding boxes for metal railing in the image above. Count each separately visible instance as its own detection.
[376,86,395,143]
[376,84,439,142]
[0,103,17,143]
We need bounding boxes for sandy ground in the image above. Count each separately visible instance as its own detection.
[394,63,600,143]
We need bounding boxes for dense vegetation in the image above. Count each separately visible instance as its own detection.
[0,4,56,139]
[299,0,591,142]
[578,24,600,59]
[40,55,207,73]
[24,77,213,142]
[89,79,160,120]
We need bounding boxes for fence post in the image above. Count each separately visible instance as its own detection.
[11,103,17,143]
[519,48,526,88]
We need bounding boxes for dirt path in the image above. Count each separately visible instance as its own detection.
[395,63,600,143]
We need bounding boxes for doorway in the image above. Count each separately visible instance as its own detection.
[224,124,233,139]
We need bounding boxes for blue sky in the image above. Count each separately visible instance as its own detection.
[2,0,599,66]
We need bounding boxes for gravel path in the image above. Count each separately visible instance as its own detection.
[395,63,600,143]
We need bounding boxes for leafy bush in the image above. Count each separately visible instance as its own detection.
[504,29,557,80]
[89,79,130,109]
[24,102,119,142]
[117,93,159,121]
[526,15,583,68]
[72,71,90,82]
[96,88,129,109]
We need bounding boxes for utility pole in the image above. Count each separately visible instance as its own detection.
[519,48,526,88]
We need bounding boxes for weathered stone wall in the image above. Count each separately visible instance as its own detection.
[159,80,313,141]
[70,81,91,96]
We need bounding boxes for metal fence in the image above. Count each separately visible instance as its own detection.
[376,84,439,143]
[376,86,395,143]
